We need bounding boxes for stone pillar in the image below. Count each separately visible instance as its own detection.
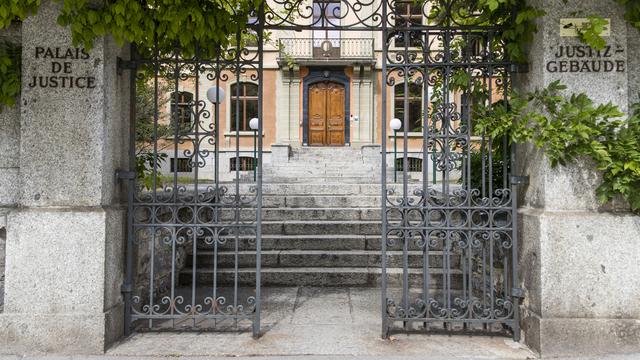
[0,0,130,354]
[0,22,22,313]
[517,0,640,357]
[275,66,301,146]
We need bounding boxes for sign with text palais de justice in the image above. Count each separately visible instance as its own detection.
[27,47,97,89]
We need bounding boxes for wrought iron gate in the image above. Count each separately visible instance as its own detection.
[122,0,521,339]
[122,12,264,335]
[378,2,521,339]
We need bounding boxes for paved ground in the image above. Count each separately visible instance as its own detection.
[106,287,534,359]
[1,287,638,359]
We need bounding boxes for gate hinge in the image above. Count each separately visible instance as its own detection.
[511,175,530,185]
[116,170,136,182]
[512,288,525,299]
[117,57,137,75]
[121,283,133,294]
[510,63,529,74]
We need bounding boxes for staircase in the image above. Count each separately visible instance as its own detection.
[263,146,381,183]
[180,146,461,288]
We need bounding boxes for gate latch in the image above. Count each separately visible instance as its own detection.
[512,288,525,299]
[116,170,136,183]
[117,57,137,75]
[510,63,530,74]
[511,175,530,185]
[121,283,132,294]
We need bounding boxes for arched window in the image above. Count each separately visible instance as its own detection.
[230,82,259,131]
[394,83,423,132]
[170,91,193,129]
[394,0,422,47]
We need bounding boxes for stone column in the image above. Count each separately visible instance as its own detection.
[517,0,640,357]
[0,22,22,313]
[0,0,130,354]
[275,66,301,146]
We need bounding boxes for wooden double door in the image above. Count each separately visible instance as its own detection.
[308,81,346,146]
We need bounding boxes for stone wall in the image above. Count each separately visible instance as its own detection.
[0,22,22,313]
[0,0,130,354]
[516,0,640,357]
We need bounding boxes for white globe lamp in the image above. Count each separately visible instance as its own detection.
[390,118,402,131]
[206,86,225,104]
[249,117,259,131]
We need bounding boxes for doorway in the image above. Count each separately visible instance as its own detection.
[308,81,346,146]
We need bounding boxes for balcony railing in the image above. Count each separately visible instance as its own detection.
[278,38,375,62]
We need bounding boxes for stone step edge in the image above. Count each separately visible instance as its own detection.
[181,267,463,274]
[191,250,448,256]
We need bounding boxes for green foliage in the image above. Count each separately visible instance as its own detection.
[617,0,640,30]
[136,151,167,190]
[0,0,40,29]
[575,16,609,50]
[475,81,640,213]
[428,0,544,63]
[0,41,20,109]
[135,77,172,189]
[462,143,510,192]
[569,1,640,50]
[54,0,261,58]
[594,103,640,211]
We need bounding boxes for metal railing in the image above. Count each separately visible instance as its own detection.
[278,38,374,60]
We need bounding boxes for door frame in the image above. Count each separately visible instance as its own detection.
[302,68,350,146]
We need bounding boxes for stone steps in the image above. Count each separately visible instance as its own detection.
[263,195,381,208]
[216,207,381,221]
[177,147,462,288]
[198,234,449,252]
[188,250,460,268]
[262,220,382,235]
[265,177,381,184]
[179,267,463,287]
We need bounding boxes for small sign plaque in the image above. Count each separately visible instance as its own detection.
[560,18,611,37]
[27,46,97,90]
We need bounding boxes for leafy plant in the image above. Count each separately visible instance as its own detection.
[575,16,609,50]
[0,0,260,109]
[462,142,511,192]
[475,81,640,213]
[136,151,167,191]
[0,41,20,110]
[0,0,40,29]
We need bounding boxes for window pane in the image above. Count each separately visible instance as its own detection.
[313,2,322,23]
[326,3,340,22]
[408,100,422,131]
[245,100,258,130]
[408,83,422,96]
[244,83,258,96]
[230,99,242,131]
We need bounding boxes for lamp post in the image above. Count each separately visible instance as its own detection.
[207,86,225,187]
[390,118,402,183]
[249,117,259,181]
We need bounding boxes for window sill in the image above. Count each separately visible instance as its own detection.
[224,131,265,137]
[388,132,424,138]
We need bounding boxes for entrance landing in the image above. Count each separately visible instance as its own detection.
[108,287,534,358]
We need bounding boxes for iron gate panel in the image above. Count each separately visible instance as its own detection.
[123,16,264,335]
[379,3,521,339]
